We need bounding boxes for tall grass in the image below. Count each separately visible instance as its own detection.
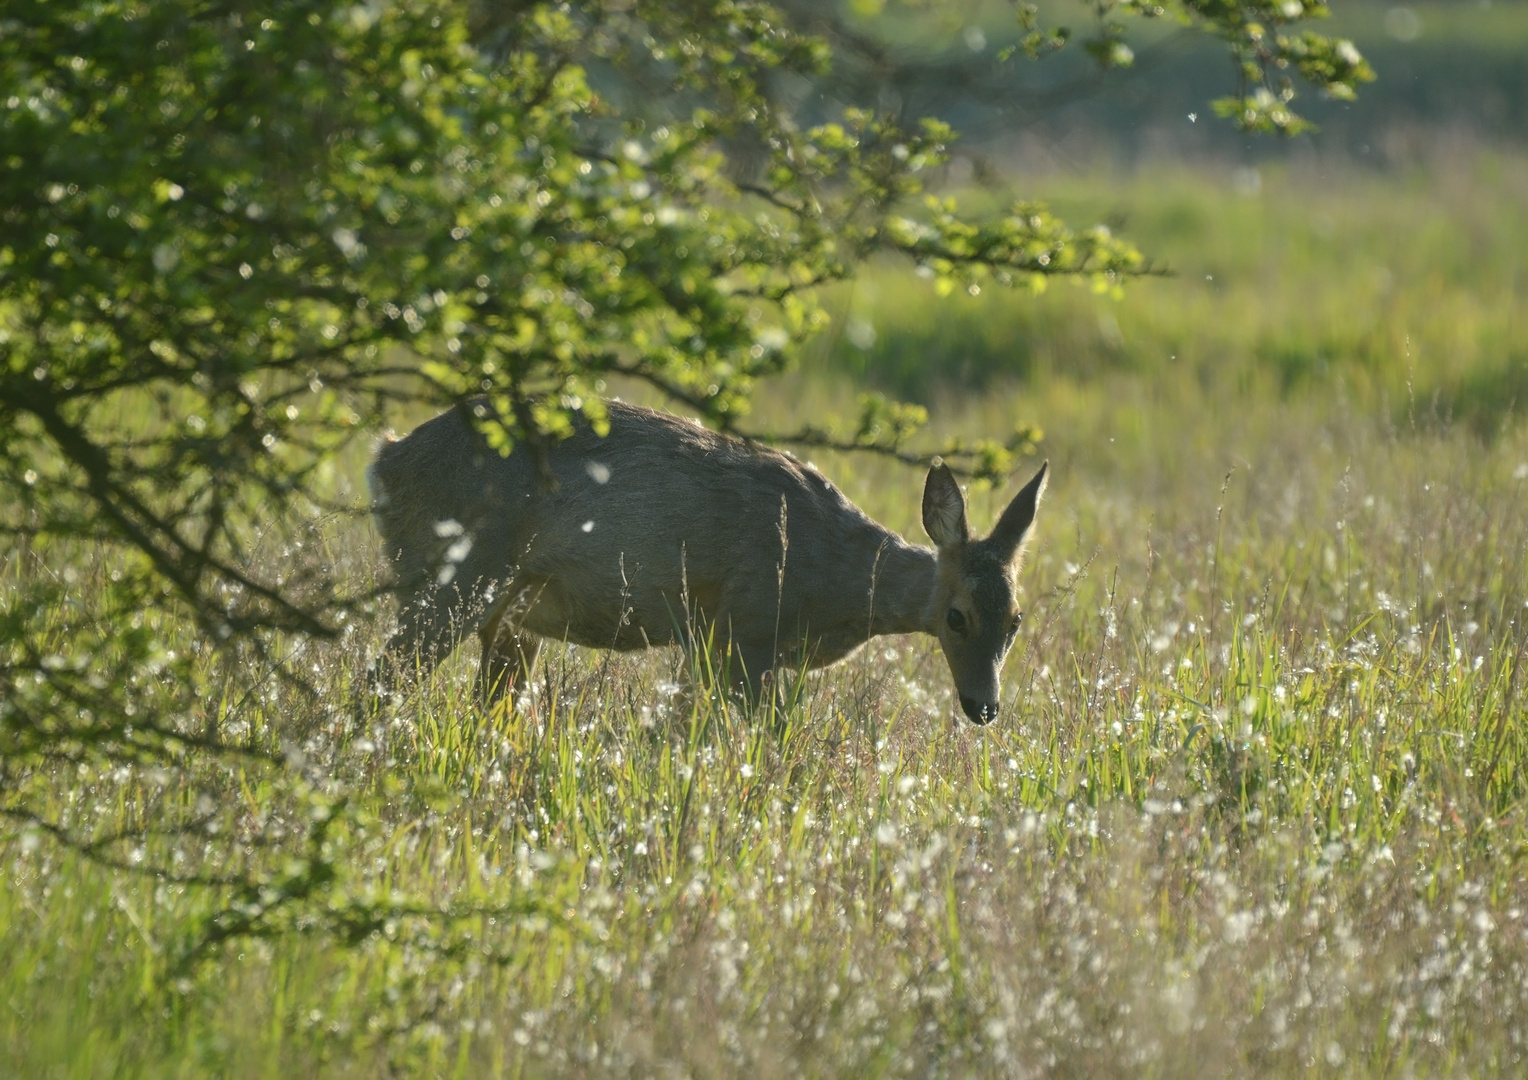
[4,156,1528,1077]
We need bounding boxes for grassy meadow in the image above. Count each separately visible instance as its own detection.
[4,152,1528,1077]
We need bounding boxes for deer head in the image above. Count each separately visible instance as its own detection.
[922,460,1049,725]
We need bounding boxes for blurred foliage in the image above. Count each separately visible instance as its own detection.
[1071,1,1375,135]
[825,1,1526,164]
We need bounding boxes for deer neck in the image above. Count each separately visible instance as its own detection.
[866,537,939,638]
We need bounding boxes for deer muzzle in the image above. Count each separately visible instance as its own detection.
[959,695,999,725]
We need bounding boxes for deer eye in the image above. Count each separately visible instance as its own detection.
[946,608,967,634]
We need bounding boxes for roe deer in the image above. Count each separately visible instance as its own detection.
[367,400,1047,724]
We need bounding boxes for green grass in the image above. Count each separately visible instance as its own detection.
[4,156,1528,1077]
[817,152,1528,436]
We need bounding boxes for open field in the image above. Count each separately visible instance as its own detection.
[820,152,1528,428]
[4,155,1528,1076]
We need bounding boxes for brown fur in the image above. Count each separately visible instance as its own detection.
[368,400,1047,723]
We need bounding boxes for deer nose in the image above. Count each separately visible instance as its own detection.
[959,696,998,725]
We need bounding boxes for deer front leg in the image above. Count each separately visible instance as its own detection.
[726,640,790,717]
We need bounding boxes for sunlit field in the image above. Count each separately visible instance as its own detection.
[5,154,1528,1077]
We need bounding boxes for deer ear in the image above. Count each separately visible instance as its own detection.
[987,460,1048,563]
[922,463,969,550]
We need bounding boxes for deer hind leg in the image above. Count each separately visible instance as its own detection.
[477,593,542,705]
[364,583,469,710]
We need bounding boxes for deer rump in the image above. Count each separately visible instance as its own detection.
[368,398,1046,722]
